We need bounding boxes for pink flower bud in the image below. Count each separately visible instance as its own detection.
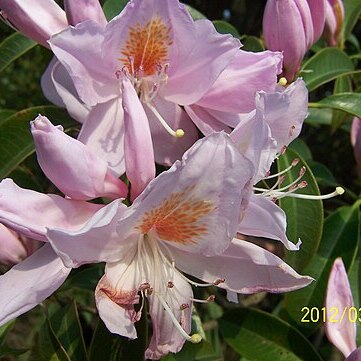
[0,0,67,47]
[263,0,325,81]
[323,0,344,46]
[64,0,107,27]
[0,224,37,266]
[31,115,128,201]
[351,117,361,178]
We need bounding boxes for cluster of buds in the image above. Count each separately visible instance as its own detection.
[263,0,344,81]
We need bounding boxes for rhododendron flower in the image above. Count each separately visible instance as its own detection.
[0,115,128,325]
[47,0,240,185]
[263,0,325,81]
[0,224,38,266]
[46,132,313,359]
[325,258,361,360]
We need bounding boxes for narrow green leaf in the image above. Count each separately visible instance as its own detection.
[0,109,16,123]
[277,148,323,271]
[309,93,361,118]
[342,0,361,45]
[284,202,360,330]
[331,76,353,131]
[299,48,355,91]
[212,20,240,38]
[219,308,323,361]
[0,106,77,179]
[0,32,36,73]
[47,302,89,361]
[103,0,129,20]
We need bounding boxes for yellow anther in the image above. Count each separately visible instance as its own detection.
[278,77,287,86]
[336,187,345,195]
[175,129,185,138]
[189,334,202,344]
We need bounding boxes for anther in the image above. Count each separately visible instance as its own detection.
[139,282,151,291]
[299,166,306,177]
[206,295,216,302]
[289,125,296,137]
[298,181,307,188]
[180,303,190,310]
[168,281,174,288]
[189,334,202,344]
[278,77,287,86]
[292,158,300,167]
[213,278,225,286]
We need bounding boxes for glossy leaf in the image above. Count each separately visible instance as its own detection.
[277,148,323,271]
[0,109,16,123]
[219,308,322,361]
[309,93,361,118]
[299,48,355,91]
[186,5,206,20]
[341,0,361,45]
[0,32,36,73]
[89,314,147,361]
[213,20,240,38]
[284,202,360,329]
[331,76,353,131]
[0,106,77,179]
[103,0,128,20]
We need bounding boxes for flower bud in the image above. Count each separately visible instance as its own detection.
[0,224,37,266]
[323,0,344,46]
[31,115,128,201]
[351,117,361,178]
[64,0,107,27]
[263,0,325,81]
[0,0,67,47]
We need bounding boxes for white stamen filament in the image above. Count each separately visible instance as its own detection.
[271,187,345,200]
[145,102,185,138]
[263,159,299,180]
[156,294,201,344]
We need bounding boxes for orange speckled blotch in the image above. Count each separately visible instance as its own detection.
[119,16,173,76]
[136,186,215,244]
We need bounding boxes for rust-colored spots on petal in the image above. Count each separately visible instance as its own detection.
[98,276,139,307]
[136,186,215,244]
[119,16,172,76]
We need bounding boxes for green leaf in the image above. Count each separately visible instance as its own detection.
[219,308,322,361]
[0,109,16,122]
[212,20,240,38]
[342,0,361,45]
[103,0,129,20]
[185,5,206,20]
[289,138,313,162]
[89,313,147,361]
[46,302,89,361]
[331,76,353,131]
[0,32,36,73]
[309,93,361,118]
[299,48,356,91]
[0,106,77,179]
[240,35,264,52]
[284,202,360,330]
[277,148,323,271]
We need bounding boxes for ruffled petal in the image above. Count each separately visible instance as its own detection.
[0,244,70,326]
[122,78,155,200]
[256,79,308,151]
[47,200,133,267]
[196,50,282,113]
[127,133,254,257]
[0,179,102,241]
[49,20,119,105]
[230,109,277,182]
[170,237,313,294]
[32,115,127,200]
[41,58,90,123]
[325,258,357,358]
[239,194,301,251]
[78,98,125,176]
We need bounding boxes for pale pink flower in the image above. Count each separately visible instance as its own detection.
[325,258,361,359]
[46,133,313,359]
[350,118,361,178]
[323,0,344,46]
[46,0,240,187]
